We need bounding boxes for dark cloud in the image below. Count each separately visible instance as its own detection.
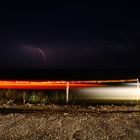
[0,3,140,69]
[0,40,137,69]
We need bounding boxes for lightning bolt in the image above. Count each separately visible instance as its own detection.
[37,48,47,67]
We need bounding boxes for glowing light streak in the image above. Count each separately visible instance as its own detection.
[38,48,47,66]
[0,80,104,89]
[78,85,140,100]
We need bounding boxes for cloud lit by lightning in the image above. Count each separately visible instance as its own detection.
[37,48,47,66]
[19,44,49,68]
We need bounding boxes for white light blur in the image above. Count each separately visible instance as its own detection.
[77,83,140,100]
[124,83,140,86]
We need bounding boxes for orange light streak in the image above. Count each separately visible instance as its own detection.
[0,80,104,90]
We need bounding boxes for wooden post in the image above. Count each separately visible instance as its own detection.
[23,91,26,105]
[137,78,139,104]
[66,82,69,104]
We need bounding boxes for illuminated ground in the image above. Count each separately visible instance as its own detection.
[0,105,140,140]
[0,79,140,139]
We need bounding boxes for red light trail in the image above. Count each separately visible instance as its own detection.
[0,80,104,90]
[0,79,137,90]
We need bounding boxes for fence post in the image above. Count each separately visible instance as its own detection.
[23,91,26,105]
[66,82,69,104]
[137,78,139,104]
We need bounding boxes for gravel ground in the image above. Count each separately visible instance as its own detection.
[0,105,140,140]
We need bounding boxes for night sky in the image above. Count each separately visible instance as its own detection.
[0,1,140,69]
